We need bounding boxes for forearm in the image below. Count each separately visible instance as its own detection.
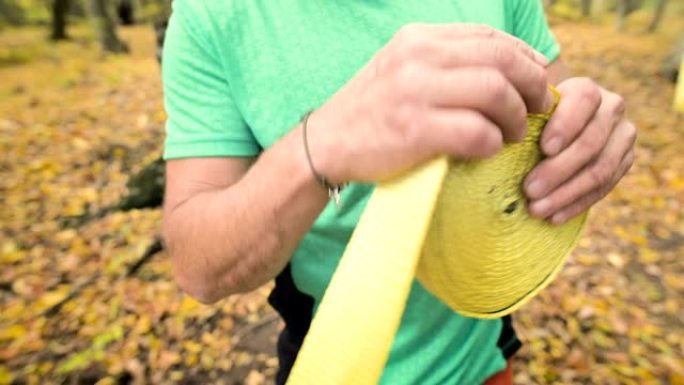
[163,124,328,303]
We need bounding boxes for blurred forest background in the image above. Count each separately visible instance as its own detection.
[0,0,682,384]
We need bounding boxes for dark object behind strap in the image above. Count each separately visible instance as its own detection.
[268,265,315,385]
[268,266,521,384]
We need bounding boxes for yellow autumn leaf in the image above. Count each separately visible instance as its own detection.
[178,296,200,315]
[0,325,27,341]
[638,248,661,264]
[0,366,15,385]
[672,373,684,385]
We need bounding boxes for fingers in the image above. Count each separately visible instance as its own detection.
[539,78,603,156]
[420,67,527,142]
[422,108,503,158]
[524,98,613,201]
[419,23,548,66]
[390,23,551,117]
[528,119,636,221]
[427,37,551,113]
[547,149,634,224]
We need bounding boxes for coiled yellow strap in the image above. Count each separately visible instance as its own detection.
[287,86,587,385]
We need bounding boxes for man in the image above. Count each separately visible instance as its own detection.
[161,1,636,384]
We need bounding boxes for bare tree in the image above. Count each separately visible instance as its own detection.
[581,0,592,17]
[86,0,128,53]
[117,0,135,26]
[50,0,69,40]
[661,35,683,83]
[616,0,644,31]
[647,0,668,33]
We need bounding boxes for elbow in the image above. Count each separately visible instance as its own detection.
[168,248,243,304]
[162,221,262,304]
[173,256,262,304]
[162,223,221,304]
[164,240,231,305]
[174,270,225,305]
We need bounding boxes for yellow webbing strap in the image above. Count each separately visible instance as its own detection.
[287,86,587,385]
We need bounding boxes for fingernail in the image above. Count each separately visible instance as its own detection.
[531,198,551,216]
[534,51,548,66]
[551,213,566,224]
[544,137,562,156]
[526,180,545,198]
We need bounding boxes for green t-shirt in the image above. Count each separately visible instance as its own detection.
[162,1,560,383]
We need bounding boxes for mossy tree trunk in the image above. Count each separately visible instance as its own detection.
[86,0,129,53]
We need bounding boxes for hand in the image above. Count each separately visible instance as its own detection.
[307,24,553,184]
[524,77,636,224]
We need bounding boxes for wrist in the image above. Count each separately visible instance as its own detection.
[303,106,350,186]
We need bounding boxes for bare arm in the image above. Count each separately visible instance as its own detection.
[163,24,551,303]
[163,125,329,303]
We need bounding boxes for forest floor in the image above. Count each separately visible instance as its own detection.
[0,14,683,385]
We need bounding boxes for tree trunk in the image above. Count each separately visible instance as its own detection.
[661,35,683,83]
[647,0,668,33]
[581,0,592,17]
[117,0,135,26]
[616,0,627,31]
[153,3,171,64]
[154,18,169,64]
[616,0,643,31]
[50,0,69,40]
[86,0,129,53]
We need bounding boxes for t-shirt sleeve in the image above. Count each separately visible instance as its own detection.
[508,0,561,63]
[162,1,260,160]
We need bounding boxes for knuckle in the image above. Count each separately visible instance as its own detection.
[387,102,421,142]
[528,66,549,106]
[597,182,612,199]
[379,40,409,74]
[578,129,603,154]
[514,104,527,129]
[374,52,393,75]
[589,163,611,186]
[474,24,497,38]
[393,62,422,97]
[535,66,549,93]
[610,93,626,115]
[462,117,499,155]
[624,121,637,144]
[578,78,601,104]
[395,24,424,54]
[395,24,416,40]
[625,151,635,171]
[459,24,498,40]
[480,69,509,101]
[580,192,600,211]
[490,41,515,68]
